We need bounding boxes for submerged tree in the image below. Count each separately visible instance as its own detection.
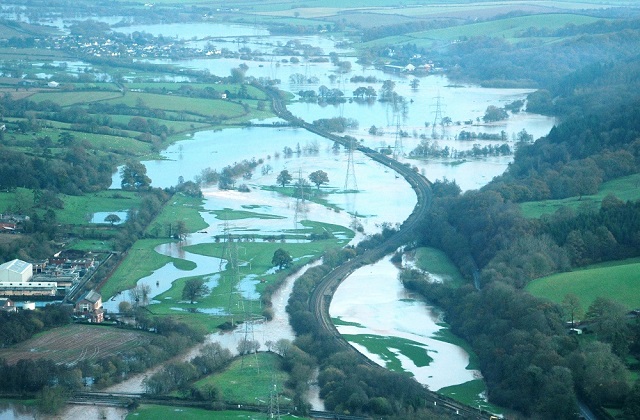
[276,169,293,187]
[309,170,329,189]
[120,161,151,190]
[104,213,121,226]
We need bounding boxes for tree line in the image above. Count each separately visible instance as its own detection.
[0,314,204,414]
[286,245,451,419]
[407,55,640,417]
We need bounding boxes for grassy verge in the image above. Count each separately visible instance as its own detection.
[526,257,640,310]
[439,379,503,415]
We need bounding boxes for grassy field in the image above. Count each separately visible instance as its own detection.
[340,333,432,374]
[526,257,640,310]
[99,237,198,300]
[127,404,303,420]
[361,13,602,50]
[146,221,352,330]
[146,194,209,236]
[412,247,466,287]
[56,190,143,225]
[211,208,286,221]
[0,188,146,226]
[520,173,640,218]
[28,91,124,106]
[439,379,503,415]
[193,352,290,405]
[104,92,246,117]
[0,324,152,365]
[2,121,158,157]
[106,114,211,133]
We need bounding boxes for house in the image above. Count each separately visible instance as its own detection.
[47,81,59,88]
[0,298,16,312]
[0,222,17,233]
[75,289,104,323]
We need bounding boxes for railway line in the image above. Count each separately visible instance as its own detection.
[264,86,495,419]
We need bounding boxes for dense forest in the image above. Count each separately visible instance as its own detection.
[406,56,640,418]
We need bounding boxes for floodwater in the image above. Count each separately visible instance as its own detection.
[9,18,559,419]
[103,19,556,407]
[330,256,479,391]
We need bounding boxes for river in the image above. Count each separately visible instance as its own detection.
[10,19,556,419]
[101,23,554,403]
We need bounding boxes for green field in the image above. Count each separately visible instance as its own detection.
[193,352,290,405]
[28,90,123,106]
[439,379,503,415]
[361,13,602,50]
[0,188,144,225]
[146,221,352,330]
[526,257,640,310]
[413,247,466,286]
[127,405,303,420]
[104,92,246,117]
[146,194,209,237]
[57,190,143,225]
[521,173,640,218]
[339,333,432,374]
[99,238,197,300]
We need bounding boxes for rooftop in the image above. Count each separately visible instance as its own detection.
[0,259,32,275]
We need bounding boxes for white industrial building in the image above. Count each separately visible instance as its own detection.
[0,259,57,297]
[0,259,33,283]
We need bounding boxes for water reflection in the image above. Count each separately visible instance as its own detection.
[96,18,558,411]
[330,256,480,391]
[0,401,36,420]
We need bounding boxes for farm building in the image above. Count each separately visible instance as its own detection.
[0,259,33,283]
[75,290,104,323]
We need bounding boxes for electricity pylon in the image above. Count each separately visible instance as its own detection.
[344,137,358,192]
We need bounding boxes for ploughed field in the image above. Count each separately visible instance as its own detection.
[0,324,151,364]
